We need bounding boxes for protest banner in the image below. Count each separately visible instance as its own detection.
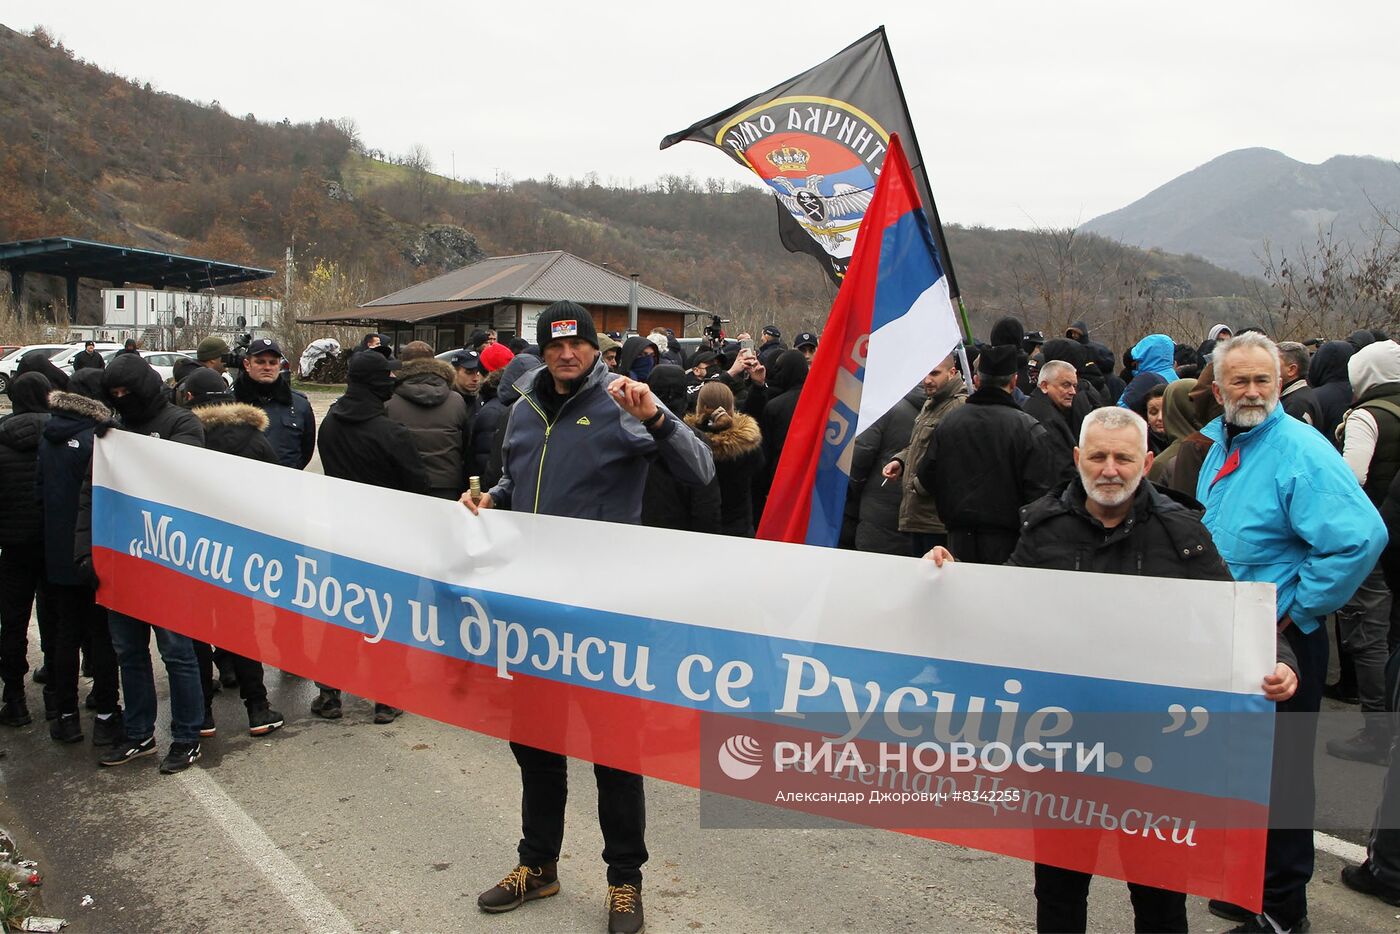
[92,430,1276,908]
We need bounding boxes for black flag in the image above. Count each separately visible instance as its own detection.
[660,26,959,294]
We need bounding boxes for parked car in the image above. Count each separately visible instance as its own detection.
[0,343,76,393]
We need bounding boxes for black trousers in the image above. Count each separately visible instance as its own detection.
[47,584,119,716]
[1262,624,1327,927]
[192,642,268,709]
[1033,863,1186,933]
[510,741,648,886]
[0,547,55,700]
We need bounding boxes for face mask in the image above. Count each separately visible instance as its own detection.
[630,354,655,381]
[368,375,395,402]
[111,391,148,420]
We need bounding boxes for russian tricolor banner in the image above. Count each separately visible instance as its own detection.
[92,431,1277,911]
[757,134,963,547]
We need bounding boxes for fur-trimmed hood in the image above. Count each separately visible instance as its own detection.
[393,357,455,408]
[686,411,762,461]
[193,402,270,432]
[47,390,112,423]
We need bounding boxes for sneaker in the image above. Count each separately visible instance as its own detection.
[1323,681,1360,704]
[92,710,125,747]
[373,703,402,724]
[477,862,560,913]
[49,712,83,744]
[159,741,202,774]
[200,707,217,738]
[1341,862,1400,907]
[0,700,31,727]
[606,883,644,934]
[248,705,284,736]
[32,664,48,685]
[1209,900,1253,923]
[100,735,156,766]
[311,689,342,719]
[1326,729,1391,765]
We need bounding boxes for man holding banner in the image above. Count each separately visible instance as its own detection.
[463,300,714,934]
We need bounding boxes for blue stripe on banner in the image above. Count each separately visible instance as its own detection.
[94,486,1272,803]
[872,210,946,332]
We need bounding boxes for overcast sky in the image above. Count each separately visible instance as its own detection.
[8,1,1398,230]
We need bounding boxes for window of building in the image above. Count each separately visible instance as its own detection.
[115,294,125,310]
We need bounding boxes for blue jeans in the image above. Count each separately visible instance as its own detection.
[107,611,203,744]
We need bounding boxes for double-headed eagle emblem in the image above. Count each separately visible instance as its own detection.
[770,174,874,249]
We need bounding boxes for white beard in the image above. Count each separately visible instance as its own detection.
[1224,395,1277,428]
[1084,476,1139,508]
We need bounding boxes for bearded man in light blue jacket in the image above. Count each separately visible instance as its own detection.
[1197,331,1387,933]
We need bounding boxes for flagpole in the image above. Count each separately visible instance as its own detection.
[878,27,976,346]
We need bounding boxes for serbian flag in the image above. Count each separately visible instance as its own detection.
[757,134,962,547]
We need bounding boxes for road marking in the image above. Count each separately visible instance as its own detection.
[1315,830,1367,864]
[179,767,355,933]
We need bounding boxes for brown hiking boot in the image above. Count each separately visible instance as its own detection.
[606,883,644,934]
[477,862,559,913]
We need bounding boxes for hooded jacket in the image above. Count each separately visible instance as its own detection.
[318,384,430,495]
[686,409,765,536]
[1148,378,1202,485]
[38,389,112,586]
[490,357,715,523]
[103,353,204,445]
[847,386,924,555]
[893,373,968,534]
[16,352,70,392]
[232,371,316,469]
[384,356,471,498]
[192,403,279,465]
[1308,340,1357,448]
[753,350,809,511]
[1339,339,1400,504]
[617,336,660,382]
[1197,402,1387,633]
[477,353,542,487]
[0,373,51,547]
[1121,335,1179,400]
[642,366,722,533]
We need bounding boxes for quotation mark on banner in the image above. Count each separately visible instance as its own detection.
[1162,704,1210,736]
[717,735,764,781]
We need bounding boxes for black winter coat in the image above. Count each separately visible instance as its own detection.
[193,403,279,464]
[686,410,765,537]
[37,391,110,586]
[0,410,49,547]
[918,385,1058,539]
[753,350,809,516]
[1281,380,1323,429]
[104,354,205,445]
[1021,391,1078,485]
[318,385,430,495]
[846,387,922,555]
[1308,340,1357,448]
[71,349,106,371]
[233,373,316,469]
[642,454,722,534]
[384,357,470,497]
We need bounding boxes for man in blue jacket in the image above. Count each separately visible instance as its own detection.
[1197,331,1388,933]
[463,301,714,934]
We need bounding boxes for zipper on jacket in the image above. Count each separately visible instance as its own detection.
[520,392,554,514]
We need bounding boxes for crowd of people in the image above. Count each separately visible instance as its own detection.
[3,303,1400,932]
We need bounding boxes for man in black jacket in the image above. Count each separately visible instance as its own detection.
[71,341,106,371]
[313,349,428,723]
[1023,360,1081,485]
[918,344,1057,564]
[98,354,208,774]
[38,370,122,746]
[0,373,55,728]
[385,342,471,500]
[233,338,315,470]
[1277,341,1323,429]
[928,406,1299,932]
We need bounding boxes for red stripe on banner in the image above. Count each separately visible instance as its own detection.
[94,546,1263,910]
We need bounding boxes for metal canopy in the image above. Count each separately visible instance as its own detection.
[297,298,498,325]
[0,237,275,290]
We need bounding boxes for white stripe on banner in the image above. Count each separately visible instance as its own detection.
[95,432,1276,695]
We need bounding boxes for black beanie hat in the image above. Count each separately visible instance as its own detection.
[989,316,1025,348]
[179,367,233,408]
[536,300,599,351]
[978,344,1019,377]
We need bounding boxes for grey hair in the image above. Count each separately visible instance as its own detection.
[1078,405,1149,451]
[1277,341,1310,380]
[1214,331,1281,382]
[1038,360,1076,386]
